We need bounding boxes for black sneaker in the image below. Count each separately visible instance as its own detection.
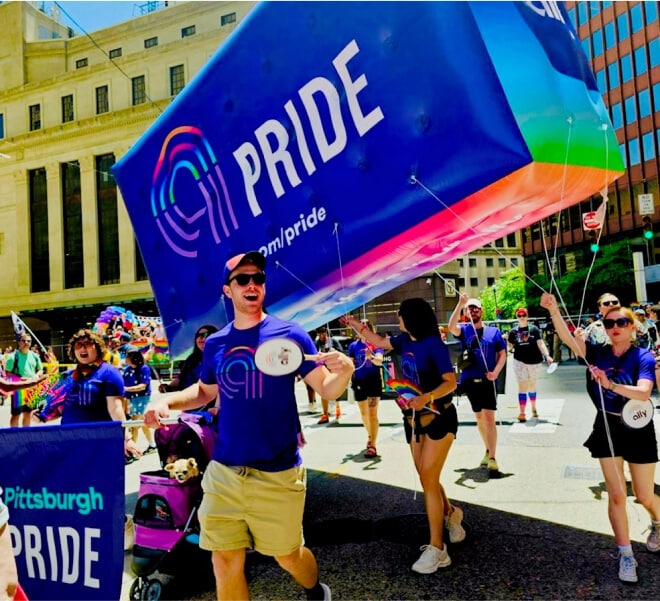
[143,445,157,455]
[125,454,138,465]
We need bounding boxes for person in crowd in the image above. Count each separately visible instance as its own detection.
[117,332,137,364]
[582,293,621,345]
[448,295,506,474]
[123,349,156,459]
[541,293,660,584]
[159,325,219,394]
[5,334,43,428]
[145,250,353,601]
[315,326,345,424]
[507,307,553,421]
[343,298,465,574]
[634,308,653,350]
[103,336,122,367]
[347,319,383,458]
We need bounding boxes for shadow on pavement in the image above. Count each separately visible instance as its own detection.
[157,468,660,600]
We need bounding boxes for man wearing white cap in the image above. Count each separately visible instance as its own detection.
[448,293,507,474]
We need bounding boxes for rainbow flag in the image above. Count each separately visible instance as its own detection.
[12,373,65,411]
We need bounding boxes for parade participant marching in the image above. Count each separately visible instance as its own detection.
[347,319,383,458]
[541,292,660,584]
[5,335,43,428]
[507,307,553,421]
[343,298,465,575]
[145,251,354,601]
[448,294,506,474]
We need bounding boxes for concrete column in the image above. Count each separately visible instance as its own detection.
[13,170,30,293]
[114,144,136,284]
[45,162,64,291]
[79,155,99,287]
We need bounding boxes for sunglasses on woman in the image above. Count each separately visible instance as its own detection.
[196,331,210,339]
[603,317,631,329]
[600,299,620,307]
[227,272,266,286]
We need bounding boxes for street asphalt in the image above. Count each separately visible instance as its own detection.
[116,358,660,600]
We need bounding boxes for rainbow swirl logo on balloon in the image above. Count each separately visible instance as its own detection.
[151,126,238,258]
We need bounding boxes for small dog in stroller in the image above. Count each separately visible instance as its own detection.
[128,411,217,601]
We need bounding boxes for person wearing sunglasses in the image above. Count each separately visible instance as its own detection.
[158,324,219,394]
[144,250,353,601]
[5,334,43,428]
[448,294,507,475]
[541,292,660,584]
[507,307,553,422]
[581,293,621,346]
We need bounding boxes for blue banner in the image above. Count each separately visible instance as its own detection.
[113,1,622,357]
[0,424,125,600]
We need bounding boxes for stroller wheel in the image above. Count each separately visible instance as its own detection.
[128,578,143,600]
[144,579,163,601]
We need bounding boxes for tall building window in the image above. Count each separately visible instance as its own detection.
[624,95,637,124]
[29,104,41,131]
[96,154,120,285]
[62,162,84,289]
[181,25,196,37]
[610,102,623,129]
[468,258,477,267]
[75,57,88,68]
[621,54,633,82]
[604,21,616,50]
[577,2,588,26]
[61,94,74,123]
[628,138,641,166]
[642,131,656,161]
[170,64,185,96]
[144,36,158,48]
[646,1,659,24]
[96,85,109,114]
[595,68,606,93]
[653,83,660,112]
[639,88,651,118]
[221,12,236,26]
[630,3,644,33]
[607,63,619,89]
[109,48,122,59]
[136,240,148,281]
[592,30,603,58]
[132,75,146,105]
[634,46,648,76]
[498,258,506,267]
[581,38,592,61]
[0,113,4,139]
[650,38,660,68]
[617,12,630,41]
[507,232,516,247]
[619,143,627,167]
[29,168,50,292]
[470,277,478,287]
[486,258,494,267]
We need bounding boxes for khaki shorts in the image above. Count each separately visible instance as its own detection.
[512,359,540,382]
[198,460,307,556]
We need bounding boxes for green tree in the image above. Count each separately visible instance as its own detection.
[524,239,635,316]
[482,268,526,320]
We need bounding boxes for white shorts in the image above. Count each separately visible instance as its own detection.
[513,358,540,381]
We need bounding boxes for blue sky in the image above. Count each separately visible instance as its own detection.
[46,1,156,33]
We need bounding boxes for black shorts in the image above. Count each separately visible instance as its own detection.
[403,403,458,444]
[352,373,382,401]
[461,378,498,412]
[10,402,32,416]
[584,412,659,464]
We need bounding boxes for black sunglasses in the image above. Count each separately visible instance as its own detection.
[600,299,620,307]
[228,272,266,286]
[196,331,210,339]
[603,317,631,329]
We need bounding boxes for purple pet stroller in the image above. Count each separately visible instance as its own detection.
[129,412,216,600]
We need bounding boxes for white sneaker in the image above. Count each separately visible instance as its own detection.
[445,506,466,543]
[646,522,660,552]
[320,582,332,600]
[411,544,451,574]
[124,514,135,552]
[618,552,638,583]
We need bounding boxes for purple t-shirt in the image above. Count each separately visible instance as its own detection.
[585,343,655,413]
[388,333,454,409]
[348,340,383,380]
[200,315,317,471]
[61,362,125,424]
[457,324,506,381]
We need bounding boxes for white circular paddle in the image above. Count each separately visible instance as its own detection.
[620,398,654,429]
[254,337,320,376]
[547,362,558,374]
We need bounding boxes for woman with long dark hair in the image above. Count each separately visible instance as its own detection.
[343,298,464,574]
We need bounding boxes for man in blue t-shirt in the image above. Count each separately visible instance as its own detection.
[145,250,353,601]
[448,294,507,475]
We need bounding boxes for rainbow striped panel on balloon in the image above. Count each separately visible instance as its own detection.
[113,1,622,357]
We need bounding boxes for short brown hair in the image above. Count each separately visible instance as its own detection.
[67,329,105,363]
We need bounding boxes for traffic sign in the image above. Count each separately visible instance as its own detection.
[582,211,601,230]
